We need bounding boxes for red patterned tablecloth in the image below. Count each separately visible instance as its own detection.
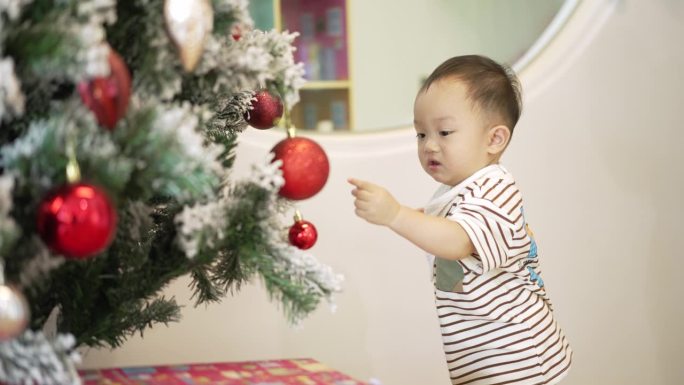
[79,358,367,385]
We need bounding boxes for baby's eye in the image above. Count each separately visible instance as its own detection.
[416,133,426,139]
[439,130,453,137]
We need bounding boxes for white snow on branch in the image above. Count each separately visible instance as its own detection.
[152,103,226,179]
[0,174,20,253]
[175,199,226,259]
[0,58,25,122]
[0,0,32,22]
[0,331,81,385]
[198,29,305,108]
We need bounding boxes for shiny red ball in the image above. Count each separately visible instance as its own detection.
[288,220,318,250]
[244,90,283,129]
[271,137,329,200]
[36,183,117,259]
[77,49,131,130]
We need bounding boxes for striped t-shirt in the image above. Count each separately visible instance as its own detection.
[425,164,572,385]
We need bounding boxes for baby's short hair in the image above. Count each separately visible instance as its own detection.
[422,55,522,134]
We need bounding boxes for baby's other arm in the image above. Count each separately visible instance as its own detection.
[348,178,473,260]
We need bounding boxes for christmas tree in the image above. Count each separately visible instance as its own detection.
[0,1,342,383]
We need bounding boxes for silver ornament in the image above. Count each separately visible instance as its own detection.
[0,285,29,341]
[164,0,214,72]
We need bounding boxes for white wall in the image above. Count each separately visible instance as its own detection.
[82,1,684,384]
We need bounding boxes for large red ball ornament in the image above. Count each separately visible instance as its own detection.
[244,90,283,129]
[36,183,118,259]
[77,49,132,130]
[288,220,318,250]
[271,137,329,200]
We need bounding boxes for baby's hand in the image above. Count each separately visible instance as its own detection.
[348,178,400,226]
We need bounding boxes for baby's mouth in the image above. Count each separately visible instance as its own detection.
[427,160,441,170]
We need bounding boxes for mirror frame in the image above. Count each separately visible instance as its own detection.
[512,0,579,73]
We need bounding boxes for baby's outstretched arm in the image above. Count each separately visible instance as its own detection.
[348,178,474,260]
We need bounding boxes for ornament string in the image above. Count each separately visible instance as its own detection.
[285,110,296,138]
[275,84,296,138]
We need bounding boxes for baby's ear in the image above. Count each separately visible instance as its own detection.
[487,125,511,154]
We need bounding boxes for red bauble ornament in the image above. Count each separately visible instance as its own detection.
[36,183,118,259]
[289,220,318,250]
[231,24,243,41]
[244,90,283,129]
[77,49,132,130]
[271,137,329,200]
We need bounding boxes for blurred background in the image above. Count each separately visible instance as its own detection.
[82,1,684,385]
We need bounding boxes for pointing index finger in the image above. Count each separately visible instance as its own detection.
[347,178,370,189]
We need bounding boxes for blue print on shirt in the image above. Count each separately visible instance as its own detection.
[527,266,545,288]
[528,235,538,258]
[522,208,544,288]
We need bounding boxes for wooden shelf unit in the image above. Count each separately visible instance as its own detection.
[249,0,353,131]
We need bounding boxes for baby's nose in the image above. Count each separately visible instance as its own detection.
[424,138,439,152]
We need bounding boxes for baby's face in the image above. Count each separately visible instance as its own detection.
[413,78,493,186]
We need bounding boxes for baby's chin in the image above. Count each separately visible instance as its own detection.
[428,172,463,187]
[426,172,453,186]
[421,163,461,186]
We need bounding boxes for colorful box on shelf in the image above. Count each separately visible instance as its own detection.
[79,358,367,385]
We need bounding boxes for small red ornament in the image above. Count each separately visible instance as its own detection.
[77,48,132,130]
[271,137,329,200]
[36,183,118,259]
[289,219,318,250]
[231,24,243,41]
[244,90,283,129]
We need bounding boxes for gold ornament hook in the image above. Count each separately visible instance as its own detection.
[65,133,81,184]
[293,209,303,222]
[282,100,296,138]
[274,84,295,138]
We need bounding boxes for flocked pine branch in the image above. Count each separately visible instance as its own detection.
[0,175,20,256]
[0,0,341,376]
[176,156,343,324]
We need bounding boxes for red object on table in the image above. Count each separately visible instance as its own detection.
[79,358,367,385]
